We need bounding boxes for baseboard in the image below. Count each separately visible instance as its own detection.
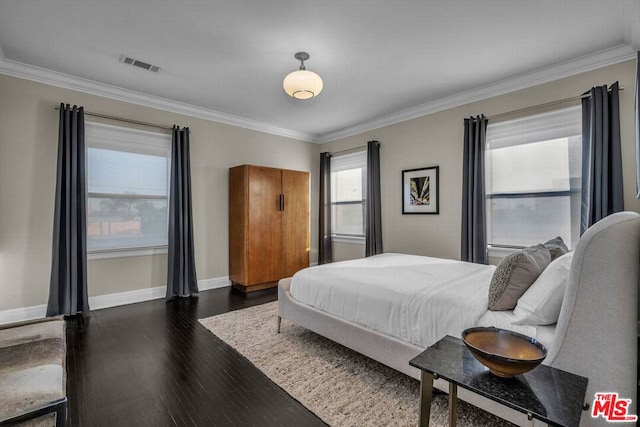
[0,305,48,325]
[0,276,231,325]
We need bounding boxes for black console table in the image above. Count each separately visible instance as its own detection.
[409,335,588,427]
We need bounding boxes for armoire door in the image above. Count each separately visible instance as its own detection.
[281,169,310,278]
[228,166,248,285]
[247,166,283,284]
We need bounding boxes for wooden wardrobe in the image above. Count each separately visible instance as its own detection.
[229,165,310,292]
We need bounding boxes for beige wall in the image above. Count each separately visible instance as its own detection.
[322,59,640,261]
[332,241,365,262]
[0,74,318,310]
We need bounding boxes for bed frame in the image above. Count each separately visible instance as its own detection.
[278,211,640,426]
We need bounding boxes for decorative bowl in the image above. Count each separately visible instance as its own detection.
[461,327,547,378]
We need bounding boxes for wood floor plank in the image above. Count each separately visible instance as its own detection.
[65,287,326,427]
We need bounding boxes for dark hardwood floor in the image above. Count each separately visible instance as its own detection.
[65,287,327,427]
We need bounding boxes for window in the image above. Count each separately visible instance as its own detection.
[85,122,171,254]
[331,150,367,240]
[485,106,582,249]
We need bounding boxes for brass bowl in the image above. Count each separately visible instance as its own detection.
[461,327,547,378]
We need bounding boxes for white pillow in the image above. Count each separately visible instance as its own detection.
[513,251,573,325]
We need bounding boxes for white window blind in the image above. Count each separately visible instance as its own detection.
[85,122,171,253]
[486,107,582,149]
[330,150,367,238]
[486,105,582,249]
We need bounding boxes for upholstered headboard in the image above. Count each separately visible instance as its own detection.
[545,211,640,426]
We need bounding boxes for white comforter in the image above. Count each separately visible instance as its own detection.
[290,253,496,348]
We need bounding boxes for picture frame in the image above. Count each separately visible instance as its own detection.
[402,166,439,214]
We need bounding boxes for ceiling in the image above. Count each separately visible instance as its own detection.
[0,1,638,143]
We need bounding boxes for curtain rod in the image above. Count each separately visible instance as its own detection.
[327,140,379,156]
[487,86,624,122]
[324,144,367,156]
[54,105,174,132]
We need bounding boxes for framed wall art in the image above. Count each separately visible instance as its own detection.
[402,166,439,214]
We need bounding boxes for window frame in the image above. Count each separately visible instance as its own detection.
[85,121,172,259]
[484,105,582,253]
[330,150,367,243]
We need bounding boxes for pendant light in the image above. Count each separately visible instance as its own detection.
[283,52,323,100]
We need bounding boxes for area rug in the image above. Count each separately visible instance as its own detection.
[199,301,513,427]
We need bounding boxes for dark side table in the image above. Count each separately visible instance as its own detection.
[409,335,588,427]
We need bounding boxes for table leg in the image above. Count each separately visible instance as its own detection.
[448,382,457,427]
[419,372,434,427]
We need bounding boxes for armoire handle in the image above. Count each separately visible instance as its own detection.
[279,194,285,211]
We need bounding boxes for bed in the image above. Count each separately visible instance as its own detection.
[278,211,640,426]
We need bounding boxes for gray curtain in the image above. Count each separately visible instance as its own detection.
[365,140,383,256]
[461,115,488,264]
[580,82,624,235]
[47,103,90,316]
[636,51,640,198]
[166,126,199,298]
[318,152,332,264]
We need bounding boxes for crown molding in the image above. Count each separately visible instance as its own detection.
[0,51,319,143]
[318,44,637,143]
[0,44,635,145]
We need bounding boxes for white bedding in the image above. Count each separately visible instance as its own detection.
[476,310,556,350]
[290,253,497,348]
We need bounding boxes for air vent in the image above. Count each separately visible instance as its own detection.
[119,55,160,73]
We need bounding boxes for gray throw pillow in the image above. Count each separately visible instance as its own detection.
[488,245,552,311]
[543,236,569,260]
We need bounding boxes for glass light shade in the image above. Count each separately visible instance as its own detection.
[283,69,323,99]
